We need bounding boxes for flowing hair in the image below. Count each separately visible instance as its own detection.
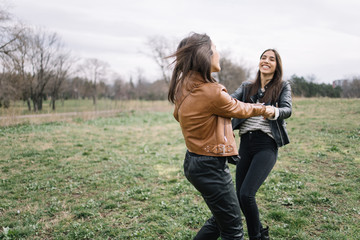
[247,49,283,104]
[167,33,215,103]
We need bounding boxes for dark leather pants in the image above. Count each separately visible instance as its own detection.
[184,151,244,240]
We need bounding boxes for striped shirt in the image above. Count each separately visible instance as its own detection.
[239,115,274,139]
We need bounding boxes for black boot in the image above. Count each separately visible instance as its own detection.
[249,233,261,240]
[260,226,270,240]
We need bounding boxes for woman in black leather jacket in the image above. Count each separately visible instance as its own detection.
[231,49,292,240]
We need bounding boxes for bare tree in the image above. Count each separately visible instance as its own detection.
[0,3,10,22]
[60,76,87,100]
[350,77,360,98]
[107,72,125,100]
[134,67,148,99]
[47,50,75,110]
[4,27,64,111]
[146,35,176,84]
[0,5,24,108]
[0,70,17,108]
[216,52,251,94]
[0,4,12,54]
[112,78,123,100]
[144,79,168,100]
[112,79,127,101]
[341,76,360,98]
[78,58,109,105]
[1,25,33,109]
[27,28,63,111]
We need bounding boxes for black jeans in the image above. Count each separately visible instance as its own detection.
[184,151,244,240]
[236,130,278,239]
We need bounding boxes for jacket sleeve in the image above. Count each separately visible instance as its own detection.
[210,84,266,119]
[230,83,244,99]
[277,81,292,120]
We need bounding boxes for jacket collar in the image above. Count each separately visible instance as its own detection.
[175,71,206,107]
[184,71,206,91]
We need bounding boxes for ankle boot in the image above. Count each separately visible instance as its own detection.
[260,226,270,240]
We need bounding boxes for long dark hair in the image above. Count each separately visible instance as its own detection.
[167,33,215,103]
[247,49,283,104]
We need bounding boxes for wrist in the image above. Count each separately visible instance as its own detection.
[268,107,279,120]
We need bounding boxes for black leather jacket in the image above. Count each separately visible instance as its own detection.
[231,81,292,147]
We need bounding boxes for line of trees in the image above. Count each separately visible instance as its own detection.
[0,11,252,111]
[0,7,182,110]
[0,6,77,110]
[290,75,341,98]
[1,6,359,111]
[0,7,133,110]
[289,75,360,98]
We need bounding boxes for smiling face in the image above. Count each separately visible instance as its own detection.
[259,50,276,75]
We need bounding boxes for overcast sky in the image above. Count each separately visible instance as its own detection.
[7,0,360,84]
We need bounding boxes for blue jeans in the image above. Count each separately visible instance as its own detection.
[236,130,278,239]
[184,151,244,240]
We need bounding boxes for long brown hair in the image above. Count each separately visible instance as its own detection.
[167,33,215,103]
[247,49,283,104]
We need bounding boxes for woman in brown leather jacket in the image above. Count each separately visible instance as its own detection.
[168,32,274,240]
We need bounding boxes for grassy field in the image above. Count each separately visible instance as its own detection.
[0,99,141,115]
[0,100,169,126]
[0,98,359,239]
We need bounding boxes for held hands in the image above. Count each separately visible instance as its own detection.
[263,106,275,119]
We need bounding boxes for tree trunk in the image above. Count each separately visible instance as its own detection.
[32,97,38,112]
[26,98,31,111]
[38,97,43,111]
[93,83,97,105]
[32,95,43,112]
[51,97,56,110]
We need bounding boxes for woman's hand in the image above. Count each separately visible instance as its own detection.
[263,106,275,119]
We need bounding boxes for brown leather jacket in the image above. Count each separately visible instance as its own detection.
[174,72,266,156]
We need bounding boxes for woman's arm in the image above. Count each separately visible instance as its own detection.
[210,84,271,119]
[276,81,292,120]
[230,82,246,100]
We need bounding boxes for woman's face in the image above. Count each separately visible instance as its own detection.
[259,50,276,75]
[210,43,221,73]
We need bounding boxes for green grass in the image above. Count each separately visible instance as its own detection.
[0,99,173,126]
[0,98,359,239]
[0,99,170,116]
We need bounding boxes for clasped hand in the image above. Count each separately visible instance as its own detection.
[263,106,275,119]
